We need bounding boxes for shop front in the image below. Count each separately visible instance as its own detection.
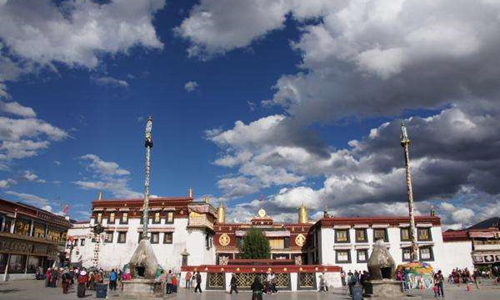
[0,232,59,280]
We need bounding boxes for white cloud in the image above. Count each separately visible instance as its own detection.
[20,170,46,183]
[5,190,50,207]
[184,81,199,92]
[0,100,36,117]
[91,76,129,88]
[0,0,165,69]
[75,154,140,199]
[0,178,16,189]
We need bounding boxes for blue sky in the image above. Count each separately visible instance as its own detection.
[1,0,500,228]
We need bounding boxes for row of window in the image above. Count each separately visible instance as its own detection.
[94,211,175,225]
[0,215,67,243]
[0,253,44,274]
[97,232,174,244]
[335,247,434,264]
[334,228,432,243]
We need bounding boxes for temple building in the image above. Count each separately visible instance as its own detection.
[67,191,474,290]
[0,198,71,280]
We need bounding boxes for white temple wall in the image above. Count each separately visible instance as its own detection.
[435,241,473,276]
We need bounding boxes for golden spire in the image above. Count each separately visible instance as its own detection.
[188,188,194,198]
[217,201,226,224]
[298,203,308,224]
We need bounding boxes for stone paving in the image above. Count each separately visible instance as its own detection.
[1,279,499,299]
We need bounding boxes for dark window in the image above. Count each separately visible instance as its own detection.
[357,249,368,263]
[81,239,85,246]
[400,228,411,241]
[164,232,173,244]
[335,250,351,263]
[118,232,127,243]
[335,229,350,243]
[3,218,13,233]
[417,228,432,241]
[151,232,160,244]
[419,247,434,261]
[355,229,368,243]
[402,248,412,262]
[138,232,143,242]
[9,254,26,273]
[284,237,290,248]
[27,256,42,273]
[104,232,113,243]
[120,212,128,224]
[166,212,174,224]
[373,228,388,242]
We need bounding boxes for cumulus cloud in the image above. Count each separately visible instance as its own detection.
[0,0,165,69]
[20,170,46,183]
[91,76,129,88]
[0,100,36,117]
[184,81,199,92]
[0,178,16,189]
[0,101,68,165]
[74,154,140,198]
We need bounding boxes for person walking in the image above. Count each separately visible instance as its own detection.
[434,270,445,297]
[229,274,238,294]
[185,271,192,289]
[271,272,278,293]
[109,269,118,291]
[61,269,71,294]
[77,269,88,298]
[166,270,173,294]
[194,271,202,293]
[341,270,346,286]
[251,277,264,300]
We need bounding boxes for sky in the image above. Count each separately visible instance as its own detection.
[1,0,500,229]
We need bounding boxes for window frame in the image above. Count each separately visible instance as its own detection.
[80,238,85,246]
[355,228,368,243]
[357,249,368,263]
[152,212,161,224]
[402,247,412,262]
[163,232,173,244]
[109,212,116,224]
[151,232,160,244]
[335,249,351,264]
[400,227,411,242]
[120,212,128,225]
[166,212,174,224]
[419,246,434,261]
[104,231,114,243]
[335,229,350,243]
[373,228,389,242]
[117,232,127,244]
[417,228,432,242]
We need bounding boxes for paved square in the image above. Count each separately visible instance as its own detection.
[1,280,499,299]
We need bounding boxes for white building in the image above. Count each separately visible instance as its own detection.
[309,215,474,277]
[67,193,216,273]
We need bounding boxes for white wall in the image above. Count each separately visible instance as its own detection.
[435,241,473,276]
[70,217,215,272]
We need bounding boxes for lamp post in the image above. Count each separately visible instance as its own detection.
[142,116,153,240]
[401,122,418,262]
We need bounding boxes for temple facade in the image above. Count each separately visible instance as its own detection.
[67,191,474,290]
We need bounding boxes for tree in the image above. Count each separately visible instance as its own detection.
[239,228,271,259]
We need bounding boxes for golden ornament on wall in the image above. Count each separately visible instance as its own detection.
[295,234,306,247]
[219,233,231,246]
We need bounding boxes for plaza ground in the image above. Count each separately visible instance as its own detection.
[1,279,499,299]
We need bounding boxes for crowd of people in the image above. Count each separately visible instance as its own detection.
[37,266,120,298]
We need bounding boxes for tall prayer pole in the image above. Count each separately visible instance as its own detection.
[401,122,418,261]
[142,116,153,239]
